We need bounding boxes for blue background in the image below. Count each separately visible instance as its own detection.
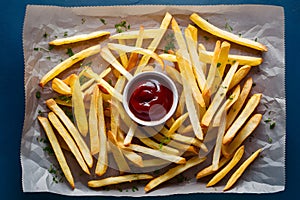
[0,0,298,199]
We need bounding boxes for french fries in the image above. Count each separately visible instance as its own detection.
[35,11,268,193]
[38,116,75,189]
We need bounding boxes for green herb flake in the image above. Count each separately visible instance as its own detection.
[43,146,54,156]
[217,62,221,68]
[270,122,276,129]
[164,33,175,53]
[203,35,210,41]
[267,136,273,144]
[43,32,48,38]
[238,33,242,37]
[46,56,51,60]
[118,188,123,192]
[115,20,130,33]
[264,118,272,123]
[225,22,233,32]
[48,45,54,51]
[159,137,171,150]
[81,18,86,24]
[64,31,68,37]
[100,18,107,25]
[132,186,139,192]
[254,38,258,42]
[229,95,234,100]
[66,48,74,57]
[252,82,256,87]
[34,47,39,51]
[35,91,41,99]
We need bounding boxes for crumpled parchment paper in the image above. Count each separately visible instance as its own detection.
[21,4,285,196]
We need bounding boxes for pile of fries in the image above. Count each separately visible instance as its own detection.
[37,12,267,193]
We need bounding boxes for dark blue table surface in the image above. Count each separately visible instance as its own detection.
[1,0,298,199]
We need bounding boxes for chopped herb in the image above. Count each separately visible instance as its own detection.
[238,33,242,37]
[254,38,258,42]
[267,136,273,144]
[252,82,256,87]
[115,20,130,33]
[48,45,54,51]
[80,61,92,68]
[48,164,64,184]
[220,93,224,97]
[229,95,234,100]
[46,56,51,60]
[43,146,54,156]
[61,106,74,122]
[100,18,107,25]
[118,188,123,192]
[34,47,39,51]
[132,186,139,192]
[79,75,89,85]
[107,79,112,85]
[203,35,210,41]
[35,91,41,99]
[225,22,233,32]
[270,122,276,129]
[60,58,64,62]
[64,31,68,37]
[217,62,221,68]
[54,35,58,39]
[221,85,227,89]
[38,110,43,115]
[66,48,74,57]
[43,32,48,38]
[264,118,272,123]
[159,137,171,150]
[164,33,175,53]
[232,60,237,64]
[81,18,86,24]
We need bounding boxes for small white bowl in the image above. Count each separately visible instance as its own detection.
[122,71,178,126]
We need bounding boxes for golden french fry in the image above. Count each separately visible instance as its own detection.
[39,44,101,87]
[127,26,144,71]
[49,30,110,45]
[196,156,232,179]
[224,148,262,191]
[229,65,252,90]
[223,93,262,145]
[138,137,180,156]
[201,61,239,127]
[54,98,72,107]
[46,99,93,168]
[175,87,185,118]
[199,49,263,66]
[226,77,253,129]
[144,156,206,192]
[165,112,189,137]
[159,53,177,62]
[217,41,231,78]
[37,116,75,189]
[89,86,99,155]
[208,145,245,187]
[108,141,130,174]
[88,174,153,188]
[109,28,161,40]
[170,133,208,152]
[100,46,133,80]
[127,144,186,164]
[48,112,90,175]
[124,123,138,146]
[71,76,88,136]
[52,78,71,95]
[190,13,267,51]
[222,114,262,158]
[117,39,128,68]
[142,159,171,167]
[107,43,165,70]
[95,92,108,176]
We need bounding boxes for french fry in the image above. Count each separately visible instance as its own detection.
[127,144,186,164]
[46,99,93,168]
[88,174,153,188]
[49,30,110,46]
[39,44,101,87]
[228,65,252,90]
[142,159,171,167]
[52,78,71,95]
[222,114,262,158]
[144,156,206,192]
[159,53,177,62]
[109,28,161,40]
[201,61,239,127]
[107,43,164,69]
[127,26,144,71]
[217,41,231,78]
[174,88,185,118]
[199,49,263,66]
[165,113,189,137]
[37,116,75,189]
[170,133,208,152]
[89,86,99,155]
[176,51,204,140]
[100,46,133,80]
[224,148,262,191]
[196,156,232,179]
[95,92,108,176]
[165,65,182,84]
[71,75,88,136]
[108,141,130,174]
[223,93,262,145]
[124,123,138,146]
[117,39,128,68]
[208,145,244,187]
[226,77,253,129]
[190,13,268,51]
[48,112,90,175]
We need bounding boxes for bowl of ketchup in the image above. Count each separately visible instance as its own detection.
[123,71,178,126]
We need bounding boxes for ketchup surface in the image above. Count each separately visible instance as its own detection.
[129,79,173,121]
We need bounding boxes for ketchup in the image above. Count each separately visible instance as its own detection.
[129,79,173,121]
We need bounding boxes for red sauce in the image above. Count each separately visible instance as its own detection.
[129,79,173,121]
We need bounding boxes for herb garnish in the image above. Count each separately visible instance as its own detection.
[34,47,39,51]
[64,31,68,37]
[48,164,65,184]
[203,35,210,41]
[81,18,86,24]
[270,122,276,129]
[159,137,171,150]
[100,18,107,25]
[132,186,139,192]
[264,118,276,129]
[43,32,48,38]
[225,22,233,32]
[115,20,131,33]
[35,91,41,99]
[66,48,74,57]
[217,62,221,68]
[164,33,175,53]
